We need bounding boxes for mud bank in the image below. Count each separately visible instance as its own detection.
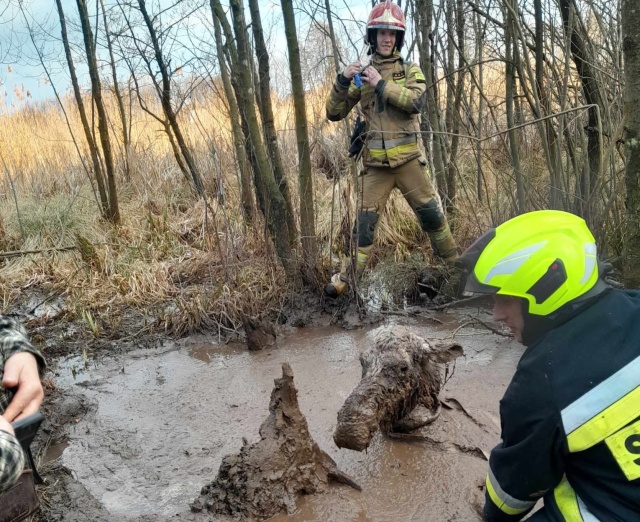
[42,305,522,521]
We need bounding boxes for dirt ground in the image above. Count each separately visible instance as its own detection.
[24,295,522,522]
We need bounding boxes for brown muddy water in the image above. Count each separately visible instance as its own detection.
[51,306,523,522]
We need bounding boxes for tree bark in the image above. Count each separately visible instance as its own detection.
[55,0,109,218]
[137,0,205,198]
[76,0,120,223]
[474,11,485,203]
[211,13,255,224]
[622,0,640,287]
[248,0,298,245]
[445,0,465,210]
[558,0,604,222]
[415,0,447,200]
[100,0,130,183]
[281,0,318,276]
[228,0,295,278]
[505,0,525,214]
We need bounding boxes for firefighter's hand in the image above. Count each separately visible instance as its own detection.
[362,66,382,87]
[342,61,362,80]
[2,352,44,422]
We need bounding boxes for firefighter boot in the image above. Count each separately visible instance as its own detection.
[324,272,348,298]
[427,224,465,301]
[428,223,459,264]
[324,252,368,298]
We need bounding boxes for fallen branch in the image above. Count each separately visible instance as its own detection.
[429,294,488,311]
[0,245,78,259]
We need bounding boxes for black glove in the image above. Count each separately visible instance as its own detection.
[348,116,366,158]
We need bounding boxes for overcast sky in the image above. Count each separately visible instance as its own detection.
[0,0,371,109]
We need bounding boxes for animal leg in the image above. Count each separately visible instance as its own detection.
[392,403,441,433]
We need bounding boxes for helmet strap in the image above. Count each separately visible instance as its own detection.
[521,276,610,346]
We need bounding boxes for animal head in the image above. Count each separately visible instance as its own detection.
[360,327,463,379]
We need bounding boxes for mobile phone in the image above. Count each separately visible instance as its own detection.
[11,412,44,449]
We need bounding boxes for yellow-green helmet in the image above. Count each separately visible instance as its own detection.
[461,210,599,316]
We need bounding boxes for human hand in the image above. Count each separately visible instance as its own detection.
[342,61,362,80]
[362,66,382,87]
[2,352,44,422]
[0,415,14,435]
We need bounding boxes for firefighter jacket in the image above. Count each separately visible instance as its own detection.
[325,51,426,169]
[484,288,640,521]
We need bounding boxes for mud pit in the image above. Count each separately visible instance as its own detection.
[49,306,523,521]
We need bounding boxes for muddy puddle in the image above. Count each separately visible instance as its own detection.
[51,306,523,521]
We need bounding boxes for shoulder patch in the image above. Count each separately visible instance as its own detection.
[412,69,425,82]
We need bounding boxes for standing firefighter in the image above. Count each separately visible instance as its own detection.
[461,210,640,521]
[325,0,459,297]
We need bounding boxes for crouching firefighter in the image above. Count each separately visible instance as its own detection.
[324,0,459,298]
[460,209,640,521]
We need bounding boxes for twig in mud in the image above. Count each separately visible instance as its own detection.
[443,359,457,387]
[449,316,510,339]
[429,294,487,311]
[328,303,346,326]
[27,265,83,316]
[117,324,153,343]
[442,397,491,433]
[466,316,511,337]
[378,308,420,318]
[388,432,488,460]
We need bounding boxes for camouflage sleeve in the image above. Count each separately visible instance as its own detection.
[375,62,427,114]
[0,430,25,494]
[326,74,362,122]
[0,316,46,413]
[0,316,45,375]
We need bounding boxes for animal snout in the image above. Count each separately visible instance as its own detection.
[334,421,373,452]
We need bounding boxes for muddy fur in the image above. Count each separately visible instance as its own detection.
[192,364,359,520]
[334,327,463,451]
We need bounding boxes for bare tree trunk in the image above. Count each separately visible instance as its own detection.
[211,12,255,224]
[558,0,604,222]
[416,0,447,200]
[248,0,297,245]
[76,0,120,223]
[228,0,295,278]
[281,0,318,277]
[622,0,640,287]
[55,0,109,218]
[445,0,465,209]
[505,0,525,214]
[534,0,560,208]
[100,0,131,183]
[475,11,485,203]
[137,0,205,198]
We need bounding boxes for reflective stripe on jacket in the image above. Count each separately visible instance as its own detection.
[484,288,640,522]
[325,51,426,168]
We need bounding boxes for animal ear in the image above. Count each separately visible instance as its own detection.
[413,339,433,364]
[431,343,464,364]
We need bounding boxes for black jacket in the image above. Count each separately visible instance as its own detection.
[484,289,640,521]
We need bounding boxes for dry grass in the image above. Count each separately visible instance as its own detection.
[0,69,624,337]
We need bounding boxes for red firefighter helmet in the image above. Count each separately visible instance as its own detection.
[365,1,406,51]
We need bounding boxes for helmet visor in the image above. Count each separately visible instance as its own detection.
[460,228,499,295]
